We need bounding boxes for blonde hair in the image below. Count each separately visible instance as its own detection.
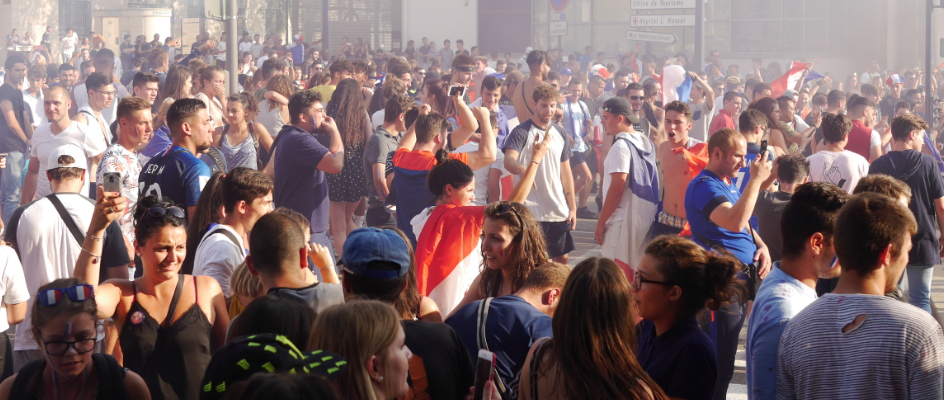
[232,262,262,299]
[308,301,400,400]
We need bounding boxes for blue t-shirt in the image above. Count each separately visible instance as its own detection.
[138,145,211,211]
[685,169,756,265]
[141,125,172,159]
[445,296,552,397]
[731,142,774,193]
[745,263,818,400]
[273,125,330,233]
[636,316,717,400]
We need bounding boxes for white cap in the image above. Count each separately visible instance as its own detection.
[525,46,533,53]
[46,144,87,171]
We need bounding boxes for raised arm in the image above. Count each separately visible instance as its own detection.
[315,116,344,174]
[465,107,496,170]
[708,151,772,232]
[73,187,127,320]
[448,86,480,149]
[397,104,430,152]
[690,72,715,111]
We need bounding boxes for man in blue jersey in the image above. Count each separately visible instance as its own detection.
[732,109,776,193]
[684,128,772,400]
[446,263,568,399]
[138,98,213,222]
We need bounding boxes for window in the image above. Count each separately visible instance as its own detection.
[707,0,848,56]
[59,0,92,38]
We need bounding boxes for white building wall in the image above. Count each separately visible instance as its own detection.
[403,0,479,49]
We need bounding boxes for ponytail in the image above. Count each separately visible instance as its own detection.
[427,150,473,198]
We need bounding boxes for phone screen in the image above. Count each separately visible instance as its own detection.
[759,140,768,157]
[473,350,495,400]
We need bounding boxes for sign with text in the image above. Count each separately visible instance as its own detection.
[550,21,568,36]
[630,14,695,27]
[631,0,696,9]
[626,31,678,44]
[551,12,565,21]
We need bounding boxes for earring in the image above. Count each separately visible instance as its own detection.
[378,376,384,382]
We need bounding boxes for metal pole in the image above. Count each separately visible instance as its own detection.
[927,0,933,122]
[695,0,704,73]
[323,0,329,57]
[226,0,238,95]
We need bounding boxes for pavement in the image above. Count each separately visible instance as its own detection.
[566,200,944,400]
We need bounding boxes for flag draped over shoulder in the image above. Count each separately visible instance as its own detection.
[672,143,709,238]
[613,133,660,276]
[412,204,485,316]
[661,65,693,105]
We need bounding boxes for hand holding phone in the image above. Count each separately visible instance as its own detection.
[102,172,122,194]
[449,85,467,97]
[759,139,768,157]
[473,350,497,400]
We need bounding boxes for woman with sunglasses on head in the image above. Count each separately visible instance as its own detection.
[0,278,151,400]
[73,191,229,400]
[519,257,666,400]
[415,117,553,316]
[632,235,740,400]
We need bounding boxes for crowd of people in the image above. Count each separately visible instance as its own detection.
[0,25,940,400]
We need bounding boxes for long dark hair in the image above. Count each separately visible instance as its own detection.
[326,78,367,148]
[427,149,474,199]
[134,195,187,246]
[478,202,548,297]
[422,79,454,120]
[182,172,226,274]
[544,257,668,400]
[748,97,780,133]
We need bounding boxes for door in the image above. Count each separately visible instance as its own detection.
[102,17,120,49]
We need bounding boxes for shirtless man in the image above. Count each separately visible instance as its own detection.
[512,50,550,123]
[655,101,704,237]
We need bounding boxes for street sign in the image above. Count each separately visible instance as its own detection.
[550,21,568,36]
[630,14,695,27]
[550,0,569,12]
[551,12,565,21]
[631,0,696,9]
[626,31,678,44]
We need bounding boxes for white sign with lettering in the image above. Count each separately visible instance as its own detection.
[631,0,696,9]
[630,14,696,27]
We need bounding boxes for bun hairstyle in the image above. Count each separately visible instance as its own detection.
[644,235,740,316]
[427,149,473,198]
[133,195,186,246]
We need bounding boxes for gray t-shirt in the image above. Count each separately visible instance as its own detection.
[267,282,344,314]
[439,48,455,70]
[752,190,792,263]
[364,128,400,208]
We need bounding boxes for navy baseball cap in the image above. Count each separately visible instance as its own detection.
[342,228,411,280]
[561,68,573,76]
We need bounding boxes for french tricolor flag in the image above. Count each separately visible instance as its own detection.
[770,62,823,98]
[661,65,692,105]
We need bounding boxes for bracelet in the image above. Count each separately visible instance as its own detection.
[81,247,101,264]
[86,233,103,241]
[531,160,540,165]
[320,264,334,271]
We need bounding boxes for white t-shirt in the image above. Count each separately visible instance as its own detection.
[61,34,77,53]
[793,114,810,132]
[73,82,128,125]
[371,109,385,130]
[503,120,571,222]
[30,121,107,198]
[687,101,713,143]
[560,98,589,153]
[216,41,227,62]
[603,132,636,224]
[192,224,245,298]
[250,43,264,59]
[238,41,252,53]
[0,246,29,332]
[256,56,269,68]
[12,194,104,350]
[21,89,45,128]
[806,150,870,194]
[455,142,510,206]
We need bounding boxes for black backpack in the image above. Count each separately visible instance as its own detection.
[10,354,128,400]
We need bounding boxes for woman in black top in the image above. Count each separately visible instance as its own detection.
[74,191,229,399]
[0,278,151,400]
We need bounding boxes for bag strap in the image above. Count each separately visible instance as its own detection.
[529,339,550,400]
[207,227,242,250]
[92,353,128,400]
[475,297,493,350]
[47,194,84,246]
[163,274,185,328]
[9,359,45,399]
[205,147,226,173]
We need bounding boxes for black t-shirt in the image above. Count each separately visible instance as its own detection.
[0,83,27,153]
[869,150,944,266]
[402,320,474,400]
[120,43,134,68]
[879,95,900,122]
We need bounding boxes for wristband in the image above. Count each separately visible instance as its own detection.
[86,233,103,241]
[531,160,540,165]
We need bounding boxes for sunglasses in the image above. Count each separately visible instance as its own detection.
[38,284,93,308]
[494,202,524,234]
[146,206,186,220]
[628,96,645,101]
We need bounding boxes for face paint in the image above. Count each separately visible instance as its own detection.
[65,321,73,337]
[830,255,839,269]
[499,249,504,258]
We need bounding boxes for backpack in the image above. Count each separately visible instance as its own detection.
[10,354,128,400]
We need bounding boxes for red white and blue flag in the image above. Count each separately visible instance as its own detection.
[661,65,692,105]
[770,62,824,98]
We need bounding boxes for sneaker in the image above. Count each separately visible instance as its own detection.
[577,206,598,219]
